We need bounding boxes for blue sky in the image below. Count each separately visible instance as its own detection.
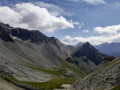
[0,0,120,45]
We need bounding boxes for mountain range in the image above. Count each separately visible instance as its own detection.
[77,42,120,57]
[95,43,120,57]
[0,22,120,90]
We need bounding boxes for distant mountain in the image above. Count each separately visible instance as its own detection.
[76,42,120,57]
[76,42,83,46]
[95,43,120,57]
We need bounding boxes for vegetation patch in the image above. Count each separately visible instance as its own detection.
[26,57,86,77]
[4,74,75,90]
[58,57,86,77]
[112,85,120,90]
[28,65,66,77]
[23,77,75,90]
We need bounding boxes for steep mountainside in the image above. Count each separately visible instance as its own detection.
[0,22,85,89]
[72,57,120,90]
[95,43,120,57]
[0,23,13,42]
[0,22,75,67]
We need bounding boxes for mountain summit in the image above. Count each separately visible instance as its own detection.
[73,42,106,65]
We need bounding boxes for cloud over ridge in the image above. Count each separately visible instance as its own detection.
[0,3,74,32]
[94,24,120,35]
[62,24,120,45]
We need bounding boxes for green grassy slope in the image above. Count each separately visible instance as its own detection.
[3,57,86,90]
[112,85,120,90]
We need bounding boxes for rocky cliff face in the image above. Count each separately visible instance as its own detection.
[0,23,13,42]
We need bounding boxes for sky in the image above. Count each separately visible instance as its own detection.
[0,0,120,45]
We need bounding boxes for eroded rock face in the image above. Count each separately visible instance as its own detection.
[0,23,13,42]
[72,57,120,90]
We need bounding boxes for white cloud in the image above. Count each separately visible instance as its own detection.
[72,21,80,25]
[69,0,80,2]
[61,34,120,45]
[82,30,89,33]
[69,0,106,5]
[115,2,120,7]
[0,6,22,26]
[62,24,120,45]
[84,0,106,5]
[0,3,74,32]
[94,24,120,35]
[71,21,84,29]
[78,22,85,29]
[36,1,71,16]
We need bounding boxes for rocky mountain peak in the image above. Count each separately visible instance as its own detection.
[81,42,92,47]
[0,22,59,45]
[84,41,91,45]
[77,42,94,52]
[73,42,107,65]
